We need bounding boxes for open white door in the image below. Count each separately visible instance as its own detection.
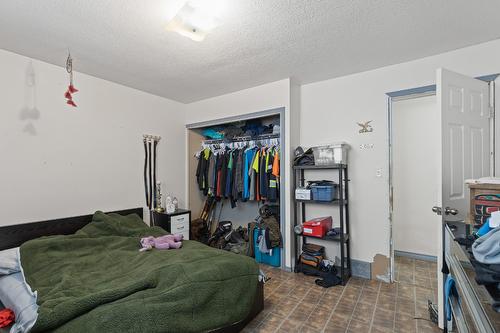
[436,68,491,328]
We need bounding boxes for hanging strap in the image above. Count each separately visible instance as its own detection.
[143,139,150,207]
[148,140,153,210]
[153,139,158,209]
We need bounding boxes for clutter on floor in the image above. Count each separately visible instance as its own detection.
[248,258,441,332]
[192,179,283,264]
[294,243,341,288]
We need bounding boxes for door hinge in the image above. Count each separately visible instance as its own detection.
[489,81,495,109]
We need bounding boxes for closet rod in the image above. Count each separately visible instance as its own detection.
[202,133,280,144]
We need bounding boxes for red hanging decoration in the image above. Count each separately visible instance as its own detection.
[64,52,78,107]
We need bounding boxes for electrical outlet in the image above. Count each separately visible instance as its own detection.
[376,169,382,177]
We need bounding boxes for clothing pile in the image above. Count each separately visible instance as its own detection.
[471,224,500,312]
[201,119,279,140]
[298,243,325,272]
[248,205,282,257]
[196,145,280,206]
[455,211,500,312]
[295,243,341,288]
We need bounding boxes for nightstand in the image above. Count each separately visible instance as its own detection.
[151,209,191,240]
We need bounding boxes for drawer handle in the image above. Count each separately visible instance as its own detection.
[176,226,185,230]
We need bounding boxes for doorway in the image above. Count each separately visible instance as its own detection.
[388,70,497,329]
[392,95,439,259]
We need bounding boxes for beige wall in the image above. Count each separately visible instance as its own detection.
[0,48,186,226]
[300,38,500,264]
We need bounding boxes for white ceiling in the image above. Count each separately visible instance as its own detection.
[1,0,500,103]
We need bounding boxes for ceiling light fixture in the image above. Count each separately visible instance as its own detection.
[166,0,225,42]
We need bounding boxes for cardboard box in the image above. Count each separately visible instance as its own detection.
[295,188,312,200]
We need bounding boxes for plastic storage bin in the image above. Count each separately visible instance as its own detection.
[311,185,337,201]
[254,228,281,267]
[312,142,349,165]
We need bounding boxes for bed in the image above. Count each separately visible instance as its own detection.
[0,208,263,333]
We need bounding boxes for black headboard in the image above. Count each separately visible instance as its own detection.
[0,208,144,251]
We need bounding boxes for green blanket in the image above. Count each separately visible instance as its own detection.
[20,212,259,333]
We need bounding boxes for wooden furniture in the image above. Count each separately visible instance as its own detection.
[151,209,191,240]
[467,183,500,225]
[0,208,263,333]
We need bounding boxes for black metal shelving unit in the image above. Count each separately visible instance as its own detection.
[293,164,351,285]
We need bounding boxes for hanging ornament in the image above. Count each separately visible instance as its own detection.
[64,52,78,107]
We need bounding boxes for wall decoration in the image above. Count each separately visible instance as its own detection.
[64,52,78,107]
[20,61,41,135]
[357,120,373,133]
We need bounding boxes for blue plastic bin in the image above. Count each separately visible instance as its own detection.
[254,228,281,267]
[311,185,337,201]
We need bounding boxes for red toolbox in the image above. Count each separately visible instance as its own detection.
[303,216,332,238]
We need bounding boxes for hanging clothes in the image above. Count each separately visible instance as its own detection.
[267,149,278,202]
[249,149,260,201]
[207,152,216,196]
[243,148,255,200]
[196,136,280,205]
[259,147,268,201]
[196,148,211,196]
[225,150,233,198]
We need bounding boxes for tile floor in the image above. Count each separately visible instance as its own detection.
[243,256,441,333]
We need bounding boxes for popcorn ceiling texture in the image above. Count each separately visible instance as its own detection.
[0,0,499,103]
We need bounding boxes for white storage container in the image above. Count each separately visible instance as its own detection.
[295,188,312,200]
[312,142,349,165]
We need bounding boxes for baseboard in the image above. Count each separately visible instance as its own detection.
[395,250,437,262]
[282,261,371,279]
[352,259,371,279]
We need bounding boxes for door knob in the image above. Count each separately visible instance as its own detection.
[432,206,442,215]
[444,207,459,215]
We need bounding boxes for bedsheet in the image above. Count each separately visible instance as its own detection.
[20,211,259,333]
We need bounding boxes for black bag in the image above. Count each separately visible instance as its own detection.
[294,147,314,166]
[302,243,325,256]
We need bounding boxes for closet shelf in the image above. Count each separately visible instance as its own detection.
[295,199,347,205]
[203,133,280,144]
[303,233,349,243]
[293,164,347,170]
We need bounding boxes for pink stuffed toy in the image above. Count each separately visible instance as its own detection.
[140,234,184,252]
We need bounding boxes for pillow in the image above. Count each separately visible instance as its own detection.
[0,272,38,333]
[0,248,20,276]
[75,211,164,238]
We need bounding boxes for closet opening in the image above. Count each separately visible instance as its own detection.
[186,108,287,270]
